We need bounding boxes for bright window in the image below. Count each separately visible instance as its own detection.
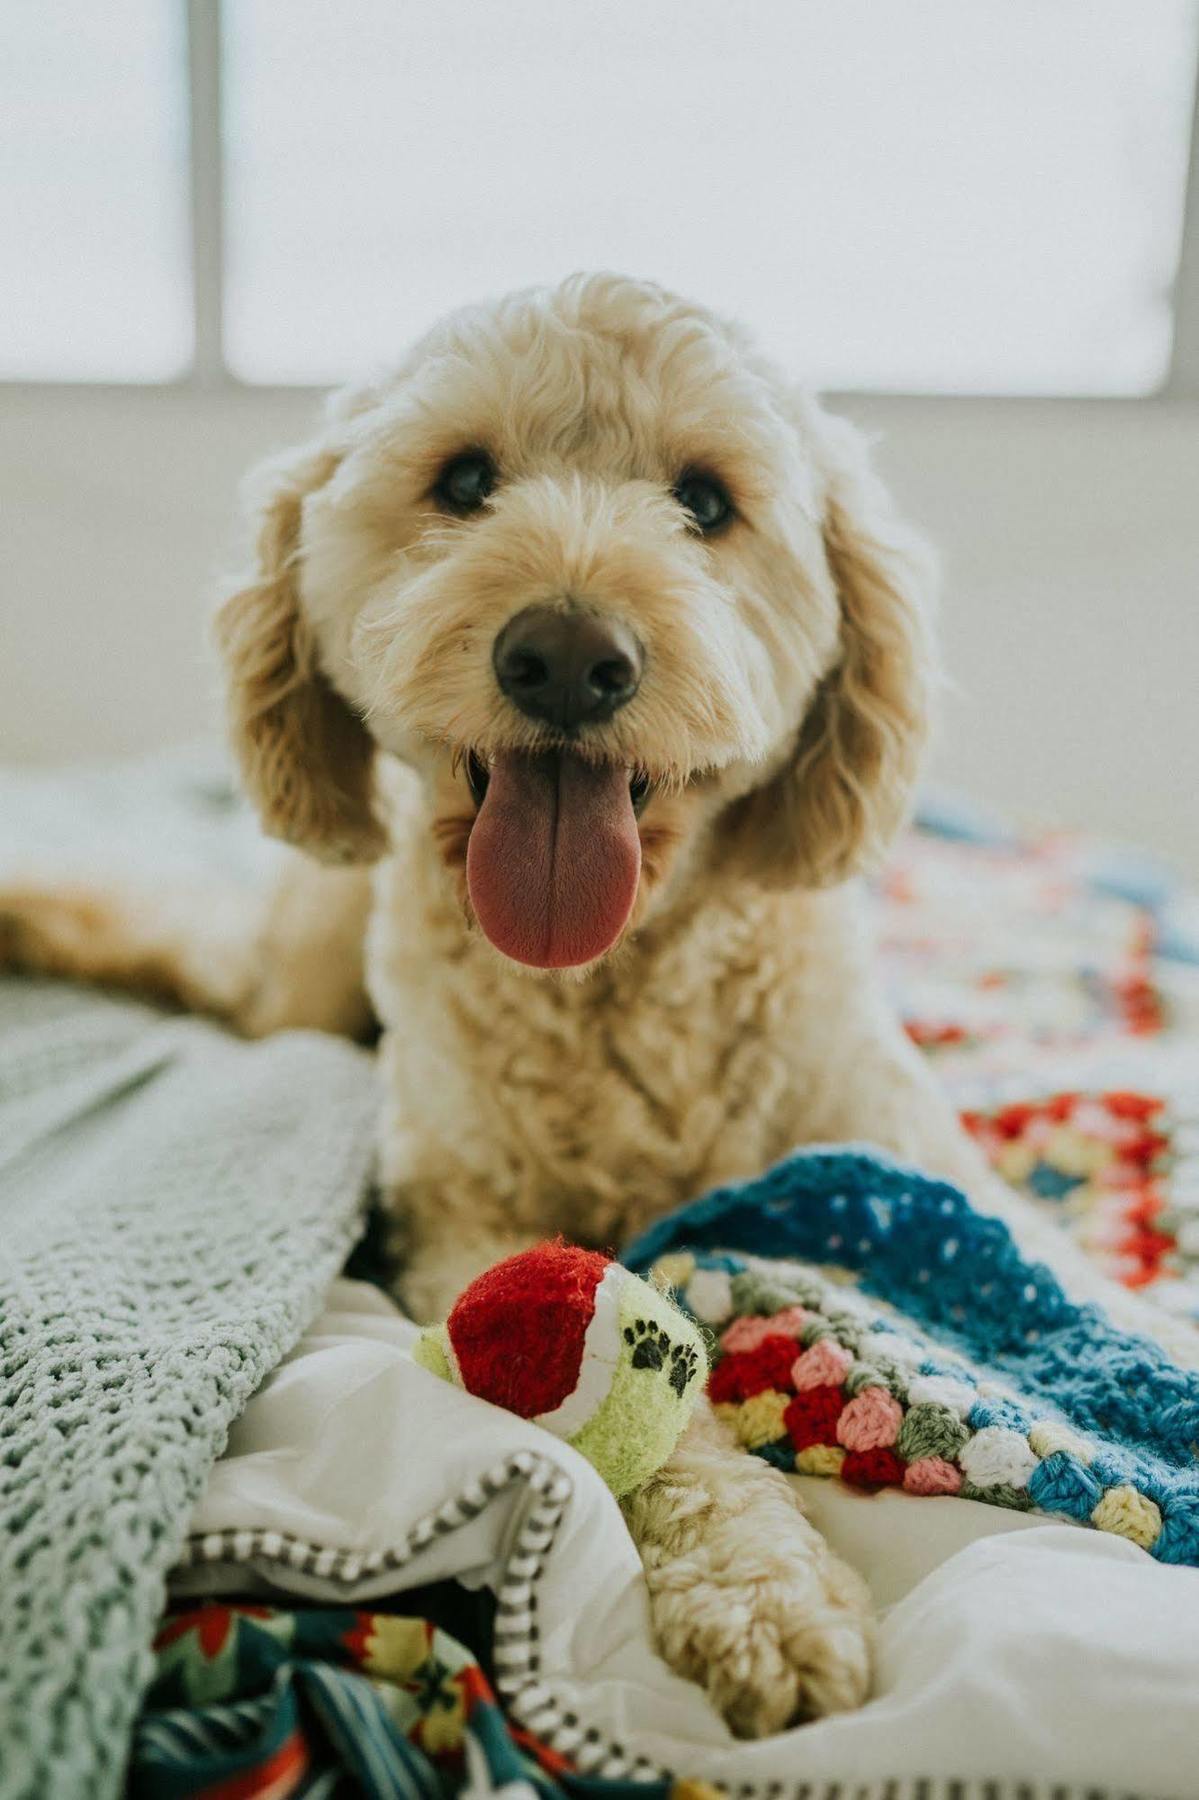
[224,0,1198,394]
[2,1,1197,393]
[0,0,191,382]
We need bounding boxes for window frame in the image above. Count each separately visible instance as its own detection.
[5,0,1199,400]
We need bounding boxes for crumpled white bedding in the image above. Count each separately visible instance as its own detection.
[173,1280,1199,1799]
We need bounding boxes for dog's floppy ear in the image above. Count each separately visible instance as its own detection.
[213,439,386,865]
[726,404,937,888]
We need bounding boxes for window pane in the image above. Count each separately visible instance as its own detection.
[224,0,1197,393]
[0,0,191,381]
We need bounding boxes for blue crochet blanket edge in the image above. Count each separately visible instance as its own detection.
[623,1145,1199,1536]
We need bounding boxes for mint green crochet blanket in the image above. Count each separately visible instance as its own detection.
[0,975,378,1800]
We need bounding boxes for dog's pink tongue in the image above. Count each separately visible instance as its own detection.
[467,751,641,969]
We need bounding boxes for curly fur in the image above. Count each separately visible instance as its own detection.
[623,1399,873,1734]
[214,443,386,865]
[8,274,1191,1739]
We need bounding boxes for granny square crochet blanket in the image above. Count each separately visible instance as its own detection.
[625,1146,1199,1565]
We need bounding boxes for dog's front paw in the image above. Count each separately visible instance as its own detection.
[626,1412,873,1738]
[648,1509,872,1736]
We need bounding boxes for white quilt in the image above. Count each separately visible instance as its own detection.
[173,1280,1199,1800]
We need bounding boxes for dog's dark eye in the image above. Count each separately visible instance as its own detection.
[436,451,495,514]
[673,471,732,533]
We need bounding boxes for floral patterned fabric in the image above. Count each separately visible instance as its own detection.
[881,801,1199,1320]
[130,1600,581,1800]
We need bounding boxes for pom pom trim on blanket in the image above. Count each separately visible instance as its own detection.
[179,1448,668,1787]
[624,1147,1199,1565]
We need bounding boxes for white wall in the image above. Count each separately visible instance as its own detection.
[3,386,1197,875]
[848,397,1199,876]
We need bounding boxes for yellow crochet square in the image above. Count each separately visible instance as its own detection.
[1090,1484,1162,1550]
[796,1444,846,1478]
[650,1252,696,1292]
[735,1389,790,1449]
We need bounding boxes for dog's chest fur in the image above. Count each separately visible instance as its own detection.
[368,819,872,1251]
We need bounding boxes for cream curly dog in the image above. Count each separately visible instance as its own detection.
[4,274,1187,1738]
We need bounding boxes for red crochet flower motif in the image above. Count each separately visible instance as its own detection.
[841,1448,907,1489]
[709,1335,801,1403]
[783,1385,844,1449]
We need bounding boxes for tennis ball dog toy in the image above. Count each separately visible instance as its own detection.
[413,1242,708,1496]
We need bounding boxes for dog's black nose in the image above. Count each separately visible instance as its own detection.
[493,605,644,730]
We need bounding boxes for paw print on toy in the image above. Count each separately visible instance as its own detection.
[624,1317,671,1371]
[668,1340,700,1396]
[624,1319,702,1396]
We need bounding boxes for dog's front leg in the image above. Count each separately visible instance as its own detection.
[391,1208,541,1324]
[622,1397,873,1737]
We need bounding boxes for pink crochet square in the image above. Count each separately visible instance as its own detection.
[790,1338,854,1391]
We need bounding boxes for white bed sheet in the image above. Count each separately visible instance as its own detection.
[174,1280,1199,1798]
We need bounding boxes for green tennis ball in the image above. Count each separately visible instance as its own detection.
[413,1242,707,1496]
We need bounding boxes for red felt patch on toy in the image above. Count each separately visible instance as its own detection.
[446,1242,610,1417]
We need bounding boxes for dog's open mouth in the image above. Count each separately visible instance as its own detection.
[464,748,647,969]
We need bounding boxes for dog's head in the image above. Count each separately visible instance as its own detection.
[216,274,935,971]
